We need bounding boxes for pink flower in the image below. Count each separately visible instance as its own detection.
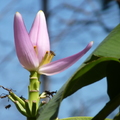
[14,11,93,76]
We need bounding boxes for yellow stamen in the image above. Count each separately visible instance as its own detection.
[48,51,55,62]
[40,51,55,66]
[34,46,36,49]
[50,51,55,56]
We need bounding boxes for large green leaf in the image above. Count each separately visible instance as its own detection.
[62,58,119,99]
[37,58,119,120]
[87,24,120,60]
[94,26,120,58]
[58,116,111,120]
[106,61,120,100]
[37,24,120,120]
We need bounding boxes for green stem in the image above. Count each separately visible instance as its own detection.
[27,71,40,118]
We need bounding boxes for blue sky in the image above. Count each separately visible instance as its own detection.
[0,0,119,120]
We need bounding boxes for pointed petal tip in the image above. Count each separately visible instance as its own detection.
[91,41,93,44]
[36,10,45,20]
[37,10,44,15]
[16,12,19,14]
[90,41,94,45]
[14,12,22,20]
[39,10,43,13]
[87,41,93,50]
[15,12,21,16]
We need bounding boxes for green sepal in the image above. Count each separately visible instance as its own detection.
[25,100,32,117]
[31,101,37,116]
[9,92,25,108]
[8,94,15,102]
[14,101,27,116]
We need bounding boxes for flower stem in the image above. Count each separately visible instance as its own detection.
[28,71,40,118]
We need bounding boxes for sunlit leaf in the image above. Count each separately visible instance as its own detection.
[62,58,119,98]
[58,116,111,120]
[92,24,120,59]
[37,24,120,120]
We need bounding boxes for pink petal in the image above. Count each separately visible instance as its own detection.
[29,11,50,62]
[14,12,39,71]
[39,41,93,75]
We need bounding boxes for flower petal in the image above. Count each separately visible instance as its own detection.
[14,12,39,70]
[29,10,50,62]
[39,41,93,75]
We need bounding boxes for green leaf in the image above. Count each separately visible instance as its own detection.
[62,57,119,99]
[37,24,120,120]
[87,24,120,60]
[37,57,119,120]
[106,61,120,100]
[58,116,111,120]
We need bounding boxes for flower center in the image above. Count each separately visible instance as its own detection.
[40,51,55,66]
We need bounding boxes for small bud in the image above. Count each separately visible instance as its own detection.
[39,92,47,99]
